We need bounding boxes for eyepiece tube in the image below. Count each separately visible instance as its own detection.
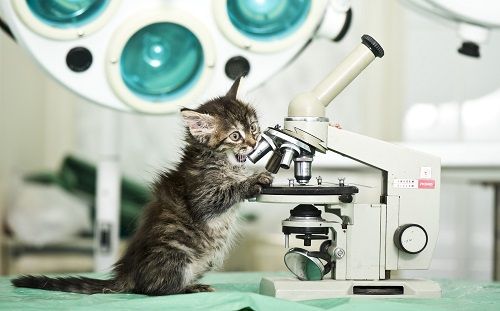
[313,34,384,107]
[288,35,384,117]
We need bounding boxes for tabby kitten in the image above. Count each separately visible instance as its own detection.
[12,77,273,295]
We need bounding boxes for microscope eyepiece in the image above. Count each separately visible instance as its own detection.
[361,34,384,58]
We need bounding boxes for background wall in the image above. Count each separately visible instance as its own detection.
[1,0,498,279]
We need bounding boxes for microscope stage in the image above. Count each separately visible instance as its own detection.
[256,185,358,204]
[261,186,358,195]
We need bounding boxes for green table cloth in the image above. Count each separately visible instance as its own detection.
[1,272,499,311]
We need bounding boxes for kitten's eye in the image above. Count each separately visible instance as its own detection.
[250,123,258,133]
[229,131,241,141]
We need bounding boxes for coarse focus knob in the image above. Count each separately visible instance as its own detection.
[361,34,384,58]
[394,224,428,254]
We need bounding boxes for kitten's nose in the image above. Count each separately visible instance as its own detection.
[247,138,257,148]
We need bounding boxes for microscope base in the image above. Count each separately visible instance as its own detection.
[260,277,441,300]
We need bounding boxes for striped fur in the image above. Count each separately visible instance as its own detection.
[11,77,272,296]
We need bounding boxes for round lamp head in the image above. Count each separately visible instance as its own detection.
[26,0,109,28]
[213,0,329,53]
[227,0,311,40]
[105,8,215,114]
[120,22,204,102]
[1,0,350,113]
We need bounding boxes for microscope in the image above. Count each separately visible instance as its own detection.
[248,35,441,300]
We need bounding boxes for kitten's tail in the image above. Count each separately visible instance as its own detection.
[11,275,122,294]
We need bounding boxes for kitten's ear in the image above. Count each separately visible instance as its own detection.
[225,75,245,100]
[180,108,215,141]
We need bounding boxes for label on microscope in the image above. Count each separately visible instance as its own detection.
[393,178,436,189]
[418,179,435,189]
[420,166,432,178]
[392,179,418,189]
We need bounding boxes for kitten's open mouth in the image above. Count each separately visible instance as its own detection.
[235,154,247,163]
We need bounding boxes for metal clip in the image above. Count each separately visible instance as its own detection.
[338,177,345,187]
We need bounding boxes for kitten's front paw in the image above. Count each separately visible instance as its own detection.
[256,171,273,186]
[245,172,273,198]
[247,184,263,198]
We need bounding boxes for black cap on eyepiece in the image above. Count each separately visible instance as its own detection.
[361,34,384,58]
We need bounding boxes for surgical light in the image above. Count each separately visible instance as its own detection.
[26,0,109,28]
[105,8,216,114]
[1,0,352,113]
[401,0,500,58]
[11,0,120,39]
[120,22,204,102]
[214,0,330,53]
[227,0,311,40]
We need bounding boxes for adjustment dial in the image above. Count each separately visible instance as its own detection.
[394,224,428,254]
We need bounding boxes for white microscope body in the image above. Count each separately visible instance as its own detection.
[249,35,441,300]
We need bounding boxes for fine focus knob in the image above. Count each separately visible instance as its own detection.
[394,224,428,254]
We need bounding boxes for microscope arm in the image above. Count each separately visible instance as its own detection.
[327,126,440,188]
[327,125,440,270]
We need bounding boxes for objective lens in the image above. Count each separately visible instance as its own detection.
[26,0,109,28]
[120,23,204,101]
[227,0,311,41]
[280,147,296,169]
[266,150,283,174]
[248,138,272,163]
[294,160,312,184]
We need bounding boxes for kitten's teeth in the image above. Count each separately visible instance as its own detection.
[236,154,247,163]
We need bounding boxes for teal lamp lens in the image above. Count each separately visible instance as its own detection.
[227,0,311,40]
[26,0,109,28]
[120,23,204,101]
